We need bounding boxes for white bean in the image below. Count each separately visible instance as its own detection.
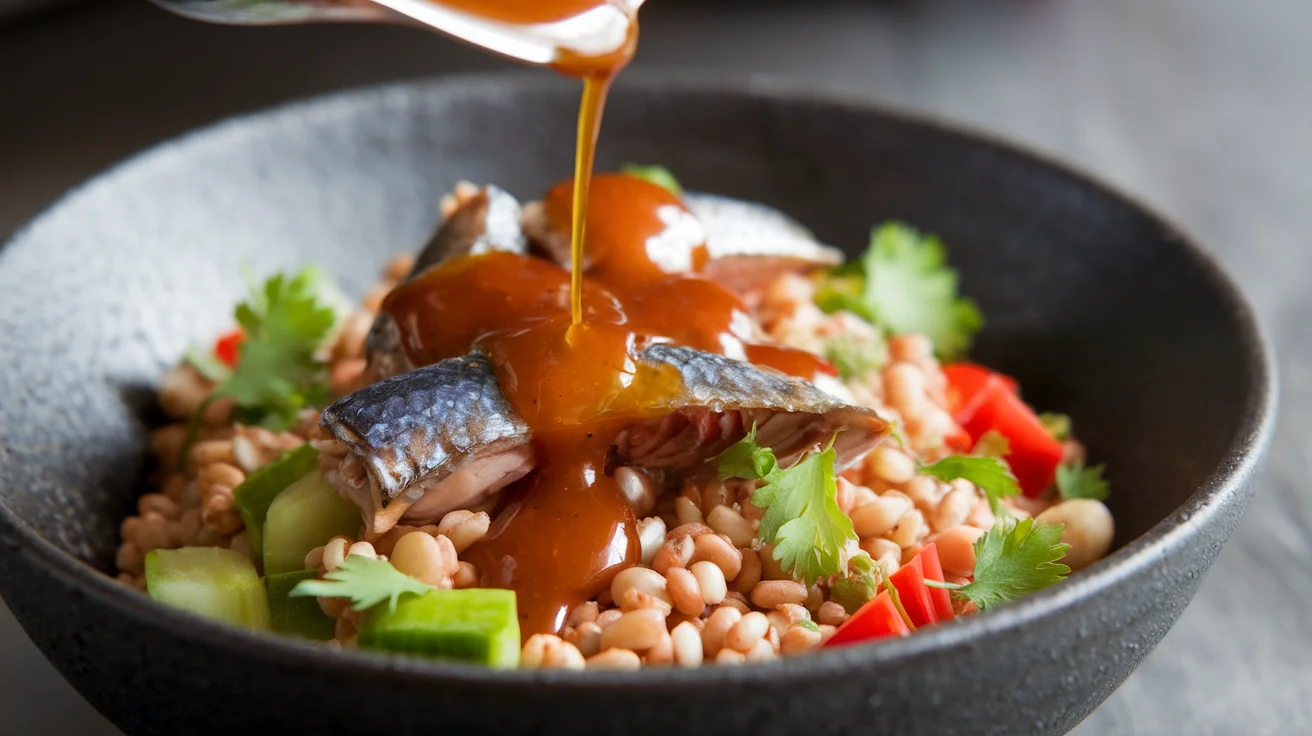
[1036,499,1114,570]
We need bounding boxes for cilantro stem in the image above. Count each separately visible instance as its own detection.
[880,572,916,631]
[923,580,963,590]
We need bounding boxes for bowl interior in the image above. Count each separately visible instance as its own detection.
[0,74,1263,587]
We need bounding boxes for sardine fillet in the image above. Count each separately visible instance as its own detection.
[612,344,891,477]
[320,352,534,537]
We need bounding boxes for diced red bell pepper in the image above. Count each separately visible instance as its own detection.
[214,329,246,368]
[888,556,938,628]
[944,367,1064,498]
[823,590,910,649]
[915,543,955,622]
[942,363,1018,415]
[958,379,1063,497]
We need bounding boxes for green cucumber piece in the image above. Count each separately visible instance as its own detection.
[233,444,320,561]
[145,547,271,630]
[266,570,336,640]
[359,589,520,669]
[262,469,361,575]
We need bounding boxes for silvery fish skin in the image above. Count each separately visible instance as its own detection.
[611,343,890,477]
[320,352,534,538]
[409,184,526,278]
[682,192,843,297]
[682,192,842,266]
[367,184,526,381]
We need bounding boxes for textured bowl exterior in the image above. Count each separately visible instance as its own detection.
[0,75,1275,736]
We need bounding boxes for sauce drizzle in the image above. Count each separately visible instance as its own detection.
[569,76,611,327]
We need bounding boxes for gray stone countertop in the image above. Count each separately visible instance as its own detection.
[1,1,1308,733]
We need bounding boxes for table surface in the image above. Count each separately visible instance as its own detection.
[2,1,1309,733]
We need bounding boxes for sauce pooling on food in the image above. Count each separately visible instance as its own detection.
[382,175,836,636]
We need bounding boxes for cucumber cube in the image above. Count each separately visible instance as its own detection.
[262,469,361,576]
[145,547,271,631]
[266,569,336,641]
[233,444,320,562]
[360,589,520,669]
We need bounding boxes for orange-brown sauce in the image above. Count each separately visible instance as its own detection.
[381,1,830,638]
[382,176,836,637]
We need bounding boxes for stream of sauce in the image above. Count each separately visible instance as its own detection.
[427,0,641,326]
[381,1,830,638]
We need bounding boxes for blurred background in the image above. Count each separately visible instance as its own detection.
[2,1,1309,734]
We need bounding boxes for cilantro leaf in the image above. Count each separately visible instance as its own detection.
[619,163,683,195]
[951,516,1070,612]
[207,268,337,430]
[1039,412,1072,441]
[1056,461,1110,502]
[719,434,856,585]
[815,223,982,359]
[290,555,432,613]
[757,447,853,585]
[823,334,887,381]
[717,425,779,481]
[919,455,1019,515]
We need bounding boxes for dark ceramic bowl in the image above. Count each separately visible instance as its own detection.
[0,74,1275,736]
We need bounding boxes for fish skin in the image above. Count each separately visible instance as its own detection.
[320,352,534,535]
[681,192,843,296]
[638,342,849,414]
[367,185,526,380]
[410,184,527,279]
[681,193,842,267]
[614,343,891,474]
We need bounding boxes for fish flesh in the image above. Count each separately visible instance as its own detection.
[367,184,526,381]
[610,343,889,477]
[319,352,534,538]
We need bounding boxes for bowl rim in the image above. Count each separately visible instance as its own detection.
[0,70,1278,691]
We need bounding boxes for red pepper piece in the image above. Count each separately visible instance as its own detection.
[958,378,1063,497]
[823,590,910,649]
[888,556,938,628]
[942,363,1017,415]
[214,328,246,368]
[915,543,955,622]
[944,365,1064,498]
